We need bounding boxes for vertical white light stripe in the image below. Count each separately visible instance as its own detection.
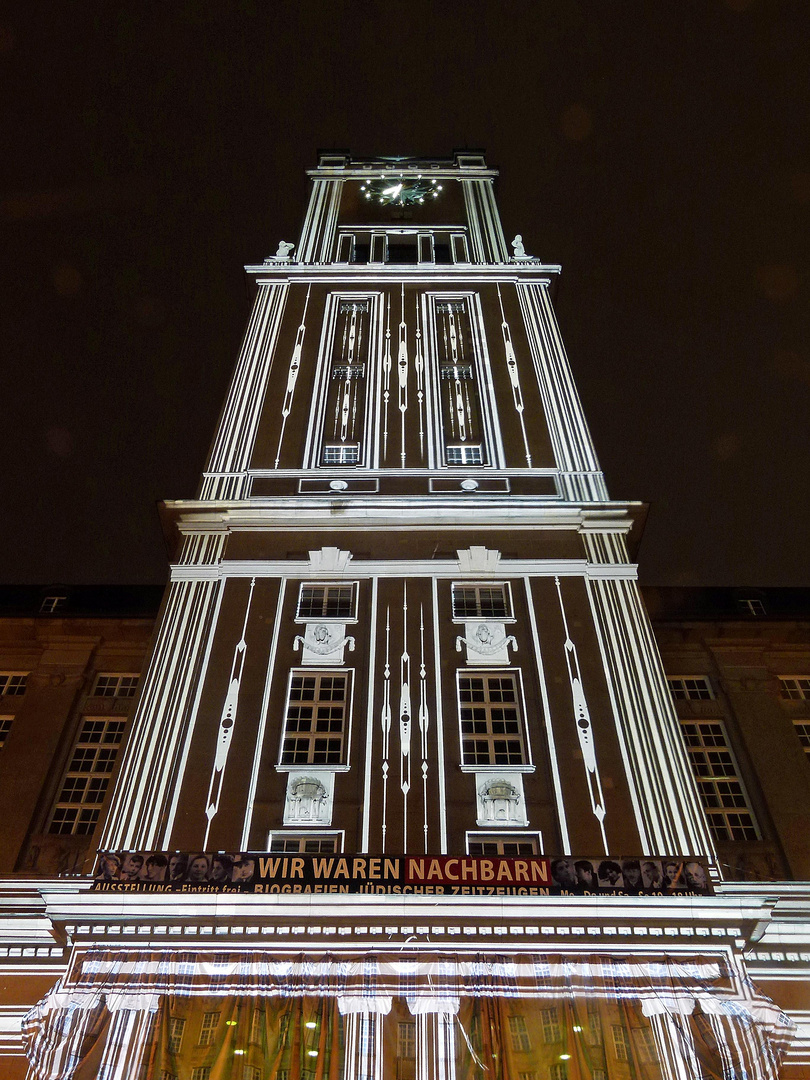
[161,575,225,846]
[524,576,570,852]
[241,578,287,849]
[361,576,379,852]
[432,577,448,852]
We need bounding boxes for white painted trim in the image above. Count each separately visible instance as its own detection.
[431,577,448,853]
[241,578,287,848]
[361,577,378,853]
[171,559,638,582]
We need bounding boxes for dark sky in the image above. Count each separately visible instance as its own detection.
[2,3,809,587]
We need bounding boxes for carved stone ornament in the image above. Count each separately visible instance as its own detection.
[475,774,527,827]
[308,547,353,574]
[510,234,535,262]
[456,546,502,574]
[294,623,356,666]
[265,240,295,263]
[456,622,517,666]
[283,772,334,825]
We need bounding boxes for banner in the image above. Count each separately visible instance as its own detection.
[91,851,713,896]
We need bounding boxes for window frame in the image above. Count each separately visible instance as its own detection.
[451,582,514,623]
[507,1014,531,1052]
[295,582,358,624]
[277,669,353,772]
[91,672,140,698]
[678,716,760,842]
[779,676,810,701]
[47,716,127,836]
[198,1010,221,1047]
[0,716,13,750]
[465,832,543,856]
[457,669,533,772]
[0,672,28,697]
[267,830,345,853]
[667,676,714,701]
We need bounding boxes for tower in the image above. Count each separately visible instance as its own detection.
[16,152,799,1080]
[101,150,712,864]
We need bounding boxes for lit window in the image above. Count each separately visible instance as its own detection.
[191,1069,211,1080]
[612,1025,629,1062]
[459,673,526,766]
[0,673,28,697]
[40,596,66,613]
[398,1021,416,1059]
[269,835,340,853]
[508,1015,531,1052]
[452,583,510,620]
[167,1017,186,1054]
[679,719,759,842]
[199,1011,220,1046]
[467,834,540,856]
[297,583,356,621]
[667,677,713,701]
[281,672,349,765]
[541,1008,561,1044]
[92,673,140,698]
[322,444,359,465]
[48,717,126,835]
[780,677,810,700]
[446,444,482,466]
[0,717,12,749]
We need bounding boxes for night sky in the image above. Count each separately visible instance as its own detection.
[3,4,808,587]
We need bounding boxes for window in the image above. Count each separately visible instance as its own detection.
[467,834,540,856]
[243,1068,261,1080]
[0,673,27,697]
[541,1008,561,1044]
[520,1073,538,1080]
[592,1072,606,1080]
[794,722,810,756]
[160,1072,178,1080]
[612,1025,629,1062]
[550,1067,568,1080]
[167,1017,185,1054]
[398,1021,416,1059]
[679,720,758,842]
[459,673,526,766]
[738,598,765,616]
[323,444,359,465]
[780,677,810,700]
[191,1069,211,1080]
[281,673,349,765]
[587,1008,602,1046]
[297,583,356,621]
[636,1027,658,1063]
[446,444,482,465]
[92,673,139,698]
[452,583,510,620]
[0,717,12,749]
[667,677,713,701]
[40,595,66,613]
[48,717,126,835]
[199,1011,220,1046]
[508,1015,531,1052]
[249,1009,264,1045]
[269,834,340,853]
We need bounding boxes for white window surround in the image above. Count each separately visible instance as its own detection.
[466,831,543,856]
[457,669,534,773]
[295,582,359,623]
[275,669,354,773]
[268,830,345,853]
[451,581,514,623]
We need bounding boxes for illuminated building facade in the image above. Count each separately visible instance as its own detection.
[1,153,809,1078]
